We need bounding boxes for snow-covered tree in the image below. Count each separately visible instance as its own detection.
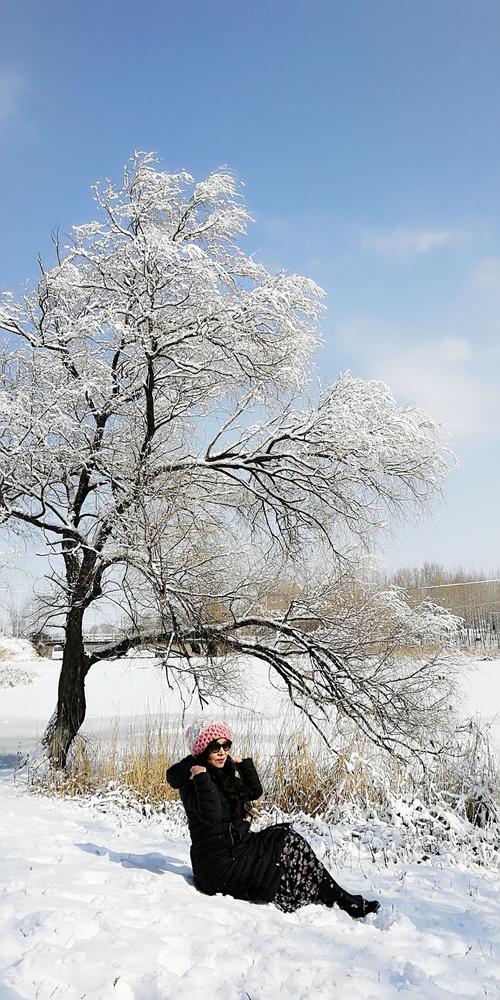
[0,153,458,766]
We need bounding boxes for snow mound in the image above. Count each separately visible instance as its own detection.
[0,663,34,688]
[0,636,38,661]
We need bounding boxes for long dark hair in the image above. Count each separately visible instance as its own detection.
[199,752,251,822]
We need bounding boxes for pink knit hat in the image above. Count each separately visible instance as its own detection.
[186,718,234,758]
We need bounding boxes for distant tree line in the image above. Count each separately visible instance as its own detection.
[387,563,500,646]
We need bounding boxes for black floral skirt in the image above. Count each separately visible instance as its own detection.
[272,828,325,913]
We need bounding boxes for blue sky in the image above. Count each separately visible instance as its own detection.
[1,0,499,573]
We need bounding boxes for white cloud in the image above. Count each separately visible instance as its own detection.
[362,226,453,258]
[0,69,25,129]
[333,314,499,439]
[370,339,499,438]
[435,337,474,364]
[471,257,500,288]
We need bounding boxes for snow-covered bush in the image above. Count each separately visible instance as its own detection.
[0,664,34,687]
[0,637,36,685]
[0,636,37,660]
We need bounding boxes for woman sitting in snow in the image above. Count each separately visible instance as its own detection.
[166,719,380,918]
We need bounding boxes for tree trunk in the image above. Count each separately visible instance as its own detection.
[43,609,90,768]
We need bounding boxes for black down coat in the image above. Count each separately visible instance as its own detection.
[166,755,288,903]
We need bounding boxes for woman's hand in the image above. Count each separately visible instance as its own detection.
[190,765,207,778]
[230,755,242,764]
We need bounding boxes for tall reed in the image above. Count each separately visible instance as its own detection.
[34,711,499,828]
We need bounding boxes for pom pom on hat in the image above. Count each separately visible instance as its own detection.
[186,718,233,757]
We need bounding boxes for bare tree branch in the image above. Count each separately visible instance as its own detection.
[0,152,458,766]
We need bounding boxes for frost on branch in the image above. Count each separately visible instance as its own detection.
[0,152,457,764]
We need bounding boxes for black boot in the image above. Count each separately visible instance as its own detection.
[336,891,380,919]
[318,876,380,919]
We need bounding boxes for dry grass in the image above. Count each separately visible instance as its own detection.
[40,723,181,806]
[33,712,499,826]
[262,735,378,815]
[36,717,387,815]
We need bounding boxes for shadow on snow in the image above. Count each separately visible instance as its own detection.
[76,842,194,883]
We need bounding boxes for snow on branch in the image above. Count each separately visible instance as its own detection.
[0,153,459,762]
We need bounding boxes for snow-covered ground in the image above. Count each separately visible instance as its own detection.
[0,781,499,1000]
[2,646,499,763]
[460,655,500,761]
[1,644,499,998]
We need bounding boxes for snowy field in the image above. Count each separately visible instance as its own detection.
[2,647,499,763]
[0,647,316,766]
[1,645,499,999]
[1,780,499,1000]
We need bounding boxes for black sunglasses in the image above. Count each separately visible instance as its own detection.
[206,739,232,754]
